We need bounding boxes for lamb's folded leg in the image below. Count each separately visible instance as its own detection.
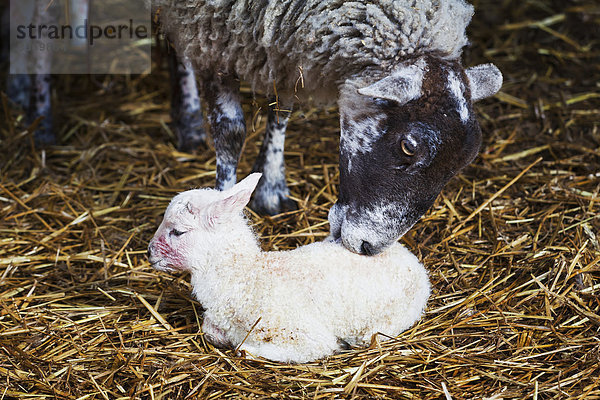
[203,75,246,190]
[201,317,231,348]
[168,53,206,152]
[238,329,342,363]
[249,99,297,215]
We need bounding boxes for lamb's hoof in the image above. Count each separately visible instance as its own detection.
[250,181,297,216]
[174,115,207,153]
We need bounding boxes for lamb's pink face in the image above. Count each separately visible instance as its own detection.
[148,174,262,272]
[148,193,201,272]
[148,225,190,272]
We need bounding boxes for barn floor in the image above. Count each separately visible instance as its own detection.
[1,0,599,399]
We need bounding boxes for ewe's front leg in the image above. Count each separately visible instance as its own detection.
[168,53,206,152]
[204,76,246,190]
[5,2,54,145]
[250,100,297,215]
[6,75,31,111]
[19,0,55,145]
[27,73,54,145]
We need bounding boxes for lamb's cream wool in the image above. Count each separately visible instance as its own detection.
[148,173,431,363]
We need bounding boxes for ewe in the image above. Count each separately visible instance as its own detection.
[151,0,502,256]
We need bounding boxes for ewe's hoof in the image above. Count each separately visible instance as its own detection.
[250,181,297,216]
[176,128,207,152]
[174,114,207,152]
[33,120,56,147]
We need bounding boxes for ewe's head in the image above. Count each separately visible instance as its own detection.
[148,173,262,272]
[334,55,502,255]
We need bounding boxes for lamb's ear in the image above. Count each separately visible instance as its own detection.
[357,61,426,105]
[230,173,262,201]
[205,173,262,227]
[466,64,503,102]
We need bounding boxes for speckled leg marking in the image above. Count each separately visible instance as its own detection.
[28,72,54,145]
[5,1,54,145]
[4,6,31,109]
[249,100,297,215]
[169,53,206,152]
[203,76,246,190]
[6,74,32,110]
[24,0,55,145]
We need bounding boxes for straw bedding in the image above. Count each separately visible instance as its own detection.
[0,0,598,398]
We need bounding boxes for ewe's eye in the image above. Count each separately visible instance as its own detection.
[169,229,185,237]
[374,98,395,107]
[401,139,416,156]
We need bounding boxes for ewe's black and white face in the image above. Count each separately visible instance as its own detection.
[331,56,502,255]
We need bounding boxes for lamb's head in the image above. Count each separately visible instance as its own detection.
[332,55,502,255]
[148,173,262,272]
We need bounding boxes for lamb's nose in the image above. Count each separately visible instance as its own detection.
[147,243,154,258]
[360,241,374,256]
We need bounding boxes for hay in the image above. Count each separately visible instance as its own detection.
[0,0,599,398]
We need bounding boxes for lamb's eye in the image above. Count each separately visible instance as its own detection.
[401,139,416,156]
[170,229,185,237]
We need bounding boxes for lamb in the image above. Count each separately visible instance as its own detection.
[147,173,430,363]
[152,0,503,255]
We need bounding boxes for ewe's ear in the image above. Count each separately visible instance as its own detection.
[466,64,503,101]
[357,60,426,105]
[205,173,262,227]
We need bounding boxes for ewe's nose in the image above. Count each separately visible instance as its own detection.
[360,241,375,256]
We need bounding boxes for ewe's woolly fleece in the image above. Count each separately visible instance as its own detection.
[155,0,474,102]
